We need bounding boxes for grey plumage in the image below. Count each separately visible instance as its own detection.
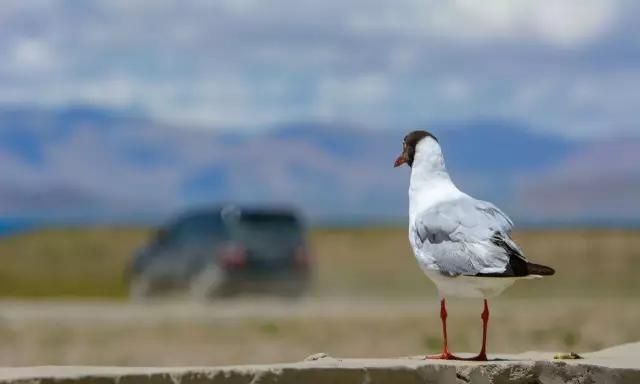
[411,198,526,276]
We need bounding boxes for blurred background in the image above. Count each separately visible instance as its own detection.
[1,0,639,366]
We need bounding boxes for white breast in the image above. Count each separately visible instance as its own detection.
[423,270,541,299]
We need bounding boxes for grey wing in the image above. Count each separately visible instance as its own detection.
[412,198,525,276]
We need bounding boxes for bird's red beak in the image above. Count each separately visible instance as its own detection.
[394,154,407,168]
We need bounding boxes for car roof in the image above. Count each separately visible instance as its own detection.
[170,205,301,225]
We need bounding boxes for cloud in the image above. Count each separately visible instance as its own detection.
[7,37,59,73]
[349,0,616,47]
[0,0,638,137]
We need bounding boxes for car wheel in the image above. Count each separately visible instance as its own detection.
[129,275,155,301]
[189,265,227,300]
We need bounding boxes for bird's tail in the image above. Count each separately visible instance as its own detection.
[527,262,555,276]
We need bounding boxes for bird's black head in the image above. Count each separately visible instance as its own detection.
[394,130,438,168]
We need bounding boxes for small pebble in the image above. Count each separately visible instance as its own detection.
[304,352,329,361]
[554,352,583,360]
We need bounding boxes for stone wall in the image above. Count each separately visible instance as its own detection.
[1,343,638,384]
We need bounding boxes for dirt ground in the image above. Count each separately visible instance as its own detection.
[1,297,638,366]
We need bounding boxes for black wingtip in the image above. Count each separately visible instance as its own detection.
[527,263,555,276]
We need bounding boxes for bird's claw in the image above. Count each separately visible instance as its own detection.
[425,351,460,360]
[425,352,488,361]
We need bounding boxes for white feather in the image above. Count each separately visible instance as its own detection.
[406,136,536,299]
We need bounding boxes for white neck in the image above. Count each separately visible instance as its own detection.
[408,139,465,222]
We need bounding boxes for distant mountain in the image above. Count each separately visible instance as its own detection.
[0,105,638,225]
[515,139,640,221]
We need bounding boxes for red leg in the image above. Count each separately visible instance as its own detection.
[468,299,489,361]
[425,299,490,361]
[425,299,459,359]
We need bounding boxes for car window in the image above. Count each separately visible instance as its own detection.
[159,213,225,244]
[228,213,302,254]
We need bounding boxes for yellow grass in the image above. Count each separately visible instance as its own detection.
[310,227,640,298]
[0,227,151,298]
[0,227,639,298]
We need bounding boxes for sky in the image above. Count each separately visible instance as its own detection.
[1,0,639,138]
[1,1,640,224]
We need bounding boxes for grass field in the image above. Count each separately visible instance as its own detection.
[0,226,639,365]
[0,226,639,299]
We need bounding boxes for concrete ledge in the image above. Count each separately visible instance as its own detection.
[1,343,639,384]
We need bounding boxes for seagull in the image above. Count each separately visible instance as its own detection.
[394,130,555,361]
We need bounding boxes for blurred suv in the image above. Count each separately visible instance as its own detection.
[128,206,311,299]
